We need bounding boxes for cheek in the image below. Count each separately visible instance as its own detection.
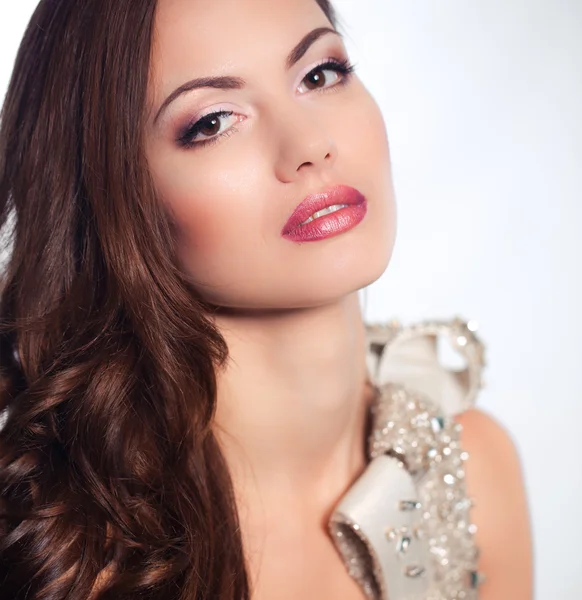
[340,91,397,260]
[339,91,395,206]
[149,146,271,268]
[342,92,392,175]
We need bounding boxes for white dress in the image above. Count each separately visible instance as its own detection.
[329,317,486,600]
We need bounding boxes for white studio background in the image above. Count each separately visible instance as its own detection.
[335,1,581,599]
[1,1,581,598]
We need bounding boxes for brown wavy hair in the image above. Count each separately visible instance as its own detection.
[0,0,338,598]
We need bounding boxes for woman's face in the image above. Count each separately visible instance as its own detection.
[145,0,397,309]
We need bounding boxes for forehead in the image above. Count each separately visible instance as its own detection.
[150,0,332,89]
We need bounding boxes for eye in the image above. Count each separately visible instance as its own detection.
[297,58,356,94]
[177,110,241,149]
[176,58,356,150]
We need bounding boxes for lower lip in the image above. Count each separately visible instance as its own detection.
[282,199,368,243]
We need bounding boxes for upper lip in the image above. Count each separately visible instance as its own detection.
[281,184,365,234]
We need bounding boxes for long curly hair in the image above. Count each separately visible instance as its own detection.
[0,0,338,598]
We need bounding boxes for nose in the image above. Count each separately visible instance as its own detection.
[273,106,338,183]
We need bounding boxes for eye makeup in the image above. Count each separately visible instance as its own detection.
[175,56,357,150]
[176,110,239,150]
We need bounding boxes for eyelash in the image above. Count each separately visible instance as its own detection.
[176,57,357,150]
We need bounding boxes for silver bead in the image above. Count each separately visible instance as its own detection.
[399,500,422,511]
[404,565,426,578]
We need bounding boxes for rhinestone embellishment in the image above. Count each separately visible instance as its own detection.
[329,318,486,600]
[369,384,481,599]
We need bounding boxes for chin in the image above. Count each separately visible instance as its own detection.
[203,252,391,311]
[270,233,396,309]
[194,202,396,311]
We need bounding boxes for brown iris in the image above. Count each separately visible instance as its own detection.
[303,67,327,91]
[200,117,221,137]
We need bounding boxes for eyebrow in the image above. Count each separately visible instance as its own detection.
[152,26,342,125]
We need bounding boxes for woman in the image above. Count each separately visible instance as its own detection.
[0,0,532,598]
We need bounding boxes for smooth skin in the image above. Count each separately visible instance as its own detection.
[143,0,534,598]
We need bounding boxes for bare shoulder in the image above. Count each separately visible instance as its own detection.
[455,408,534,600]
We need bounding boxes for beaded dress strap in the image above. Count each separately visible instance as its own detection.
[328,317,487,600]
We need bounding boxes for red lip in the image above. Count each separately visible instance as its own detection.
[281,185,367,237]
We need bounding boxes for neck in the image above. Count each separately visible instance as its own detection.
[211,292,373,519]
